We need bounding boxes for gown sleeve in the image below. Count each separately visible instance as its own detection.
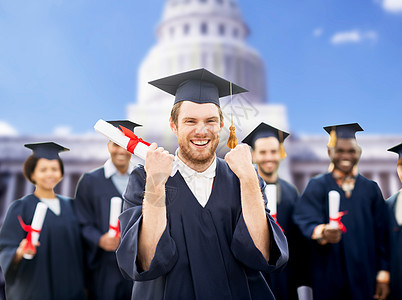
[293,177,326,239]
[230,174,289,273]
[74,174,103,268]
[116,166,178,282]
[0,201,28,281]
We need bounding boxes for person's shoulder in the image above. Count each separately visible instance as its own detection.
[56,194,72,202]
[278,177,299,194]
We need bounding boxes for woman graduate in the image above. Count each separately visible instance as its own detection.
[386,143,402,300]
[0,142,86,300]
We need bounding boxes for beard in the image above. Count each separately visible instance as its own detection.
[178,134,220,168]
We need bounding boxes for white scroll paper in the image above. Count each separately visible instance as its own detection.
[94,119,178,176]
[108,197,122,237]
[328,190,340,229]
[24,202,48,259]
[265,184,277,217]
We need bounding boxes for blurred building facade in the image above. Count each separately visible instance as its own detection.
[1,0,401,225]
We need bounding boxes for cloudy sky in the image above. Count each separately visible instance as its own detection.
[1,0,401,137]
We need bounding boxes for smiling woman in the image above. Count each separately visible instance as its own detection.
[0,142,86,300]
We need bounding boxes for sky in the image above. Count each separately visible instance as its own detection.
[0,0,401,137]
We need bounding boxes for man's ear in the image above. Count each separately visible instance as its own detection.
[169,117,178,135]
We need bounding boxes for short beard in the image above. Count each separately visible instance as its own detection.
[178,135,219,169]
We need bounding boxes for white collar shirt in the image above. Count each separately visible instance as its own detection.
[175,150,216,207]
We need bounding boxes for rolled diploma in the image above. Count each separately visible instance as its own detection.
[297,286,313,300]
[328,190,340,229]
[265,184,277,218]
[108,197,122,237]
[94,119,178,176]
[23,202,48,259]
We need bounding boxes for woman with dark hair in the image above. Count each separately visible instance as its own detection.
[0,142,86,300]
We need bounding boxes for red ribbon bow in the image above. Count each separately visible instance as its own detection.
[118,126,150,154]
[271,213,284,233]
[109,220,120,238]
[18,215,40,253]
[329,211,348,233]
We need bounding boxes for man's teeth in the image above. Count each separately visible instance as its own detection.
[340,161,351,166]
[192,140,208,146]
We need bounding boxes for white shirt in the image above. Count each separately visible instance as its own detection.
[395,190,402,226]
[175,151,216,207]
[104,158,135,195]
[40,198,60,215]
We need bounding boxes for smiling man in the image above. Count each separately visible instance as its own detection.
[116,68,288,299]
[74,120,137,300]
[293,123,390,300]
[242,122,311,300]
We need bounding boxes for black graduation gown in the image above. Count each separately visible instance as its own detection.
[74,166,133,300]
[264,178,311,300]
[387,191,402,300]
[293,173,389,300]
[0,194,86,300]
[116,158,288,300]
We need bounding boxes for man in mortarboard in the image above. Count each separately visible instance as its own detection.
[242,122,312,300]
[293,123,390,300]
[116,68,288,299]
[74,121,136,300]
[386,143,402,300]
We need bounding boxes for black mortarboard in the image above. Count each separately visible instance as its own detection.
[323,123,364,147]
[24,142,69,159]
[388,143,402,160]
[148,68,248,107]
[106,120,142,132]
[242,122,289,158]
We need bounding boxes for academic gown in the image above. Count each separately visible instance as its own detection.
[116,157,288,300]
[0,194,86,300]
[74,166,133,300]
[293,173,389,300]
[264,178,311,300]
[387,191,402,300]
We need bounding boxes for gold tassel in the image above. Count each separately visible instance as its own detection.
[226,82,238,149]
[327,127,337,148]
[227,125,238,149]
[280,142,287,159]
[278,130,286,159]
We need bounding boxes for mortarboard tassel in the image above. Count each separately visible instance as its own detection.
[278,130,287,159]
[227,82,238,149]
[327,127,337,148]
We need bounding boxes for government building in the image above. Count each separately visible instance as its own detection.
[1,0,401,225]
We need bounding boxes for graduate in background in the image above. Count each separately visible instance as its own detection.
[386,143,402,300]
[293,123,390,300]
[74,120,136,300]
[116,68,288,299]
[242,122,312,300]
[0,142,86,300]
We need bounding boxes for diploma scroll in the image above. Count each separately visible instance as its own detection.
[108,197,122,238]
[328,190,340,229]
[297,286,313,300]
[265,184,277,219]
[94,119,178,176]
[23,202,48,259]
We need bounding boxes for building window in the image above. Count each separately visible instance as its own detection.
[183,23,190,35]
[216,0,223,4]
[201,22,208,35]
[219,24,225,36]
[199,0,207,2]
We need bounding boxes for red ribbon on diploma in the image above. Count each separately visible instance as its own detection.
[109,219,121,238]
[329,211,348,233]
[271,213,284,233]
[18,215,40,252]
[118,126,150,154]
